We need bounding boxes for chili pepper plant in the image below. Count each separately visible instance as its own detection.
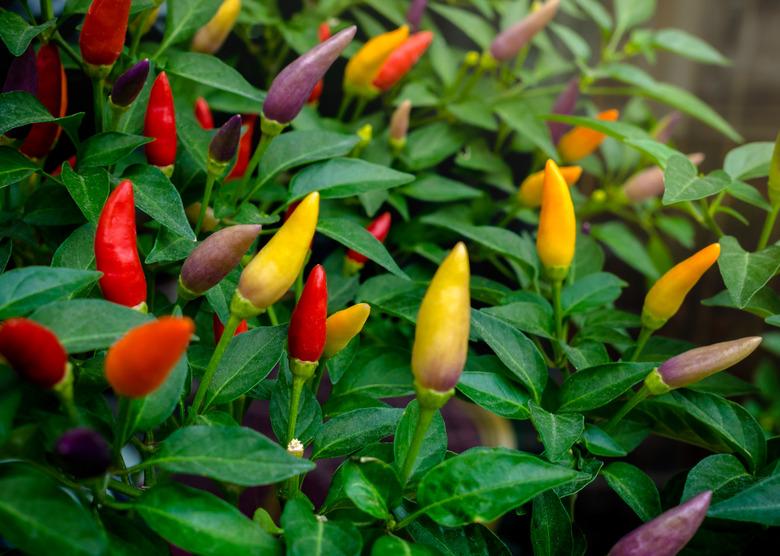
[0,1,779,555]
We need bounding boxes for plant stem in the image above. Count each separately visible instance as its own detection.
[757,204,780,250]
[551,279,564,365]
[91,76,106,133]
[54,33,86,73]
[630,326,653,362]
[394,506,428,530]
[267,304,279,326]
[337,94,353,120]
[286,375,306,444]
[189,312,241,417]
[606,386,651,430]
[700,200,724,237]
[112,397,133,464]
[351,96,369,122]
[195,173,217,236]
[400,406,436,485]
[238,133,275,205]
[42,0,54,21]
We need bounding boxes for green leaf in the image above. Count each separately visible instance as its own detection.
[602,462,662,521]
[203,326,287,409]
[483,300,553,339]
[394,400,447,482]
[146,227,196,264]
[0,266,101,318]
[312,407,403,460]
[458,356,532,420]
[130,354,189,432]
[123,164,196,240]
[718,235,780,308]
[528,402,584,462]
[562,272,626,315]
[52,224,96,270]
[401,122,467,171]
[0,92,83,146]
[531,491,573,556]
[653,29,729,66]
[428,4,494,49]
[331,346,413,398]
[591,221,659,279]
[164,51,265,104]
[60,164,109,223]
[416,447,581,527]
[575,0,612,30]
[724,142,774,180]
[371,536,434,556]
[471,310,548,402]
[270,359,322,444]
[78,132,152,168]
[135,483,278,556]
[582,425,627,457]
[682,454,753,503]
[317,218,407,279]
[405,516,510,556]
[290,158,414,199]
[558,362,656,413]
[282,497,362,556]
[0,146,37,188]
[341,459,402,519]
[447,100,498,131]
[0,471,108,556]
[708,472,780,526]
[615,0,656,32]
[0,10,55,56]
[401,174,482,202]
[494,100,558,159]
[663,154,729,204]
[146,426,314,486]
[28,299,151,352]
[157,0,222,54]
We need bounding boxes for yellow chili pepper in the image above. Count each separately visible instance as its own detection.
[344,25,409,98]
[518,165,582,207]
[536,159,576,280]
[323,303,371,358]
[232,192,319,317]
[557,109,619,162]
[191,0,242,54]
[411,242,470,394]
[642,243,720,330]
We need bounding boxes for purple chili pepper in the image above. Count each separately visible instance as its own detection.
[179,224,262,299]
[55,428,112,479]
[548,78,579,144]
[623,153,705,203]
[490,0,561,62]
[608,491,712,556]
[407,0,428,33]
[2,45,38,95]
[263,25,357,125]
[208,114,242,164]
[110,59,150,108]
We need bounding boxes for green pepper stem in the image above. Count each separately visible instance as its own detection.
[238,132,275,205]
[195,172,217,236]
[399,405,436,485]
[551,279,564,365]
[606,385,651,431]
[757,204,780,250]
[630,326,653,362]
[92,76,106,133]
[286,375,306,444]
[189,312,241,418]
[267,304,279,326]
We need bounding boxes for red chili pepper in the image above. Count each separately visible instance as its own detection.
[194,96,214,129]
[318,22,332,43]
[307,23,332,104]
[226,114,256,181]
[346,211,392,264]
[79,0,132,67]
[94,180,147,309]
[144,72,177,168]
[212,314,249,344]
[20,44,67,159]
[0,318,68,389]
[373,31,433,91]
[288,264,328,363]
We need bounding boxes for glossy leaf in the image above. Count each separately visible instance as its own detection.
[558,362,656,413]
[0,266,101,318]
[312,407,403,460]
[602,462,662,521]
[529,402,584,462]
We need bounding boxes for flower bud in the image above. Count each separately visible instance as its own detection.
[558,109,619,162]
[179,224,261,299]
[232,192,319,317]
[264,26,357,125]
[0,318,68,389]
[412,242,470,394]
[490,0,560,61]
[106,317,194,398]
[547,78,579,144]
[208,114,242,166]
[536,160,576,280]
[642,243,720,330]
[287,438,304,458]
[623,153,705,203]
[769,131,780,207]
[55,428,111,478]
[607,491,712,556]
[518,165,581,207]
[644,337,761,395]
[288,265,328,364]
[406,0,428,32]
[344,26,409,98]
[345,212,392,270]
[110,59,150,108]
[191,0,241,55]
[195,97,215,129]
[651,111,682,144]
[324,303,371,358]
[390,99,412,152]
[186,202,219,231]
[2,46,38,95]
[213,314,249,344]
[464,51,480,67]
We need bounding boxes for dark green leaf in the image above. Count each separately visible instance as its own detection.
[682,454,753,503]
[708,472,780,526]
[130,354,189,432]
[371,536,434,556]
[0,146,37,188]
[164,51,264,104]
[290,158,414,199]
[558,362,656,413]
[60,164,109,223]
[0,266,101,318]
[124,164,195,240]
[529,402,584,462]
[602,462,662,521]
[0,92,83,145]
[270,359,322,444]
[494,100,558,159]
[591,221,659,279]
[718,235,780,308]
[52,224,96,270]
[458,356,532,419]
[531,491,573,556]
[663,154,730,204]
[401,122,467,171]
[157,0,222,54]
[0,10,55,55]
[317,218,407,279]
[342,459,402,519]
[653,29,729,66]
[312,407,403,460]
[282,497,362,556]
[562,272,626,315]
[402,174,482,202]
[78,132,151,168]
[582,425,628,457]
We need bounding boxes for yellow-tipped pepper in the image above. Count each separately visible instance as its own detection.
[557,109,619,162]
[536,160,576,280]
[323,303,371,358]
[232,192,319,317]
[518,165,582,207]
[344,25,409,98]
[642,243,720,330]
[411,242,470,394]
[191,0,241,54]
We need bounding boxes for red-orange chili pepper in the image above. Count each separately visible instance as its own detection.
[373,31,433,91]
[20,44,67,159]
[213,314,249,343]
[94,180,147,310]
[144,72,177,169]
[0,318,68,389]
[226,114,256,181]
[346,211,392,268]
[79,0,132,68]
[288,264,328,364]
[195,97,214,129]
